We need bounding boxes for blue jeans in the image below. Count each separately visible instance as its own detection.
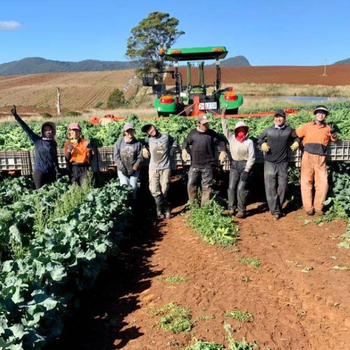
[117,170,139,199]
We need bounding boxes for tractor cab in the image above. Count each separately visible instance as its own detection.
[144,46,243,117]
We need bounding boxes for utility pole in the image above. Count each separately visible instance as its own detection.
[56,87,61,116]
[323,59,327,77]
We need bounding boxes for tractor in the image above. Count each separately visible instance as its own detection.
[143,46,243,117]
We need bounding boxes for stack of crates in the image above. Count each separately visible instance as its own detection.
[0,151,32,175]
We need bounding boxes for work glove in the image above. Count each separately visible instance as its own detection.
[67,144,74,152]
[127,169,135,176]
[142,148,150,159]
[290,141,299,151]
[133,165,138,171]
[241,171,249,182]
[219,151,228,165]
[11,105,18,117]
[261,142,270,152]
[182,149,189,162]
[170,146,176,157]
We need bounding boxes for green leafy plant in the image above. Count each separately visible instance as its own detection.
[225,311,253,322]
[238,257,261,268]
[156,276,188,284]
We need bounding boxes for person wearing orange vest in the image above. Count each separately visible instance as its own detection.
[64,123,92,185]
[296,105,338,216]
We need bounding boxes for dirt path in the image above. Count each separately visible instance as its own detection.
[50,204,350,350]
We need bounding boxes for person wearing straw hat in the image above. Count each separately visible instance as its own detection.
[257,109,300,220]
[296,105,338,216]
[114,123,142,200]
[11,105,60,189]
[221,113,255,218]
[64,123,92,186]
[141,123,178,219]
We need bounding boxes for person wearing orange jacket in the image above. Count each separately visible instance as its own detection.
[64,123,92,185]
[296,105,338,216]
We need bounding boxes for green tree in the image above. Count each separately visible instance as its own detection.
[107,88,126,108]
[126,12,185,79]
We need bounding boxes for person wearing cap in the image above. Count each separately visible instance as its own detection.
[296,105,338,216]
[182,114,226,207]
[221,112,255,218]
[11,106,60,189]
[114,123,142,199]
[64,123,92,186]
[141,123,178,219]
[257,109,300,220]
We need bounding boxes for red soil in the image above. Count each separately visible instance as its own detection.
[50,203,350,350]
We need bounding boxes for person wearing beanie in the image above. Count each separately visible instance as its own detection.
[114,123,142,200]
[182,114,226,207]
[257,109,300,220]
[221,111,255,218]
[141,123,178,219]
[64,123,92,186]
[296,105,338,216]
[11,106,60,189]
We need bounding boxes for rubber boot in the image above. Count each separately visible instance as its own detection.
[201,187,211,207]
[156,204,164,219]
[188,186,198,204]
[165,202,171,219]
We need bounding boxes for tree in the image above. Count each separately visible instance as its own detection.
[126,12,185,79]
[107,89,126,108]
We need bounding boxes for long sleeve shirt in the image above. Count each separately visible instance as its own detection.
[257,125,300,164]
[182,128,226,168]
[296,121,337,156]
[114,137,142,171]
[14,114,59,173]
[145,133,178,170]
[221,118,255,172]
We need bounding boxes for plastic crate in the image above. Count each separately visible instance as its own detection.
[327,141,350,161]
[0,151,32,175]
[30,150,68,170]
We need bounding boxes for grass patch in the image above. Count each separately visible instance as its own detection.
[151,302,193,334]
[189,200,239,247]
[195,314,216,321]
[238,257,261,268]
[185,341,224,349]
[156,276,188,284]
[226,310,254,322]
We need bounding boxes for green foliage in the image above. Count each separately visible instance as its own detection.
[41,112,53,119]
[0,176,34,207]
[156,276,188,284]
[189,200,239,246]
[94,101,104,108]
[107,88,126,108]
[238,257,261,268]
[126,11,185,78]
[225,311,254,322]
[151,302,193,334]
[224,323,259,350]
[185,341,224,350]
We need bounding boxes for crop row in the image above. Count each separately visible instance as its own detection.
[0,177,131,349]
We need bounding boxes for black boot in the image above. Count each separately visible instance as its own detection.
[156,204,164,219]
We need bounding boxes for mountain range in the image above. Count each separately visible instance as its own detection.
[0,56,251,76]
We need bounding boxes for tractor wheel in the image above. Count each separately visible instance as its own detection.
[227,108,239,115]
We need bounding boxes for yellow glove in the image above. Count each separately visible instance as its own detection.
[261,142,270,152]
[290,141,299,151]
[219,151,228,165]
[182,149,189,162]
[142,148,150,159]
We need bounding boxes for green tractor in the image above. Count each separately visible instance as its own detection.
[143,46,243,117]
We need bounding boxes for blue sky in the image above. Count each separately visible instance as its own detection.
[0,0,349,66]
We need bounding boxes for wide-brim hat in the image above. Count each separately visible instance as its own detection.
[234,121,249,131]
[313,105,330,116]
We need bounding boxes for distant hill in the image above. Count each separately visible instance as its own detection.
[333,58,350,65]
[0,57,141,76]
[212,55,251,67]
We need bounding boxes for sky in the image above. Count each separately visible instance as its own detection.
[0,0,349,66]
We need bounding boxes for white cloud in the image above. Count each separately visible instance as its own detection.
[0,21,22,31]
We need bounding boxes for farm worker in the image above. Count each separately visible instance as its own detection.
[257,109,300,220]
[141,123,178,219]
[64,123,92,186]
[11,106,60,190]
[114,123,143,200]
[182,114,227,207]
[296,105,338,216]
[221,113,255,218]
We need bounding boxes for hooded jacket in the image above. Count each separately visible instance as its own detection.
[14,114,59,173]
[221,118,255,172]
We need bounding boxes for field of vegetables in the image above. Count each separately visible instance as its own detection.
[1,101,350,349]
[0,176,132,349]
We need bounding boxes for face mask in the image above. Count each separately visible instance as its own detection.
[235,129,247,142]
